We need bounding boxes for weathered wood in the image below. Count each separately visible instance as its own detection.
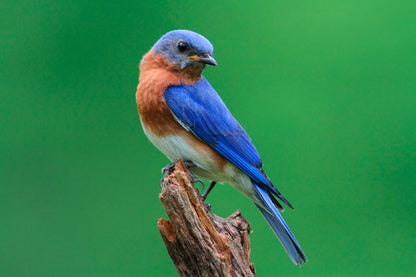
[157,159,256,277]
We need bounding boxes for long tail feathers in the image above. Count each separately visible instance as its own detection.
[254,182,308,266]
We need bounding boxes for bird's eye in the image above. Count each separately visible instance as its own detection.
[177,41,188,52]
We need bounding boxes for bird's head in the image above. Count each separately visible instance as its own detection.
[153,30,217,74]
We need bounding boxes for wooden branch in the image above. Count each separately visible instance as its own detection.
[157,159,256,277]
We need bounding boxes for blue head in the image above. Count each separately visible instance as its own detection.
[153,30,217,70]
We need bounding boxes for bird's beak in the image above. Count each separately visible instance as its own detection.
[189,54,217,66]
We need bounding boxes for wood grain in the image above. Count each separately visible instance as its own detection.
[157,159,255,277]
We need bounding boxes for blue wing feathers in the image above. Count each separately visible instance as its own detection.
[164,77,291,205]
[164,77,262,167]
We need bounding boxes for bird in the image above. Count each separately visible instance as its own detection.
[136,30,307,266]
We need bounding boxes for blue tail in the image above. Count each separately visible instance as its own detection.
[253,182,307,266]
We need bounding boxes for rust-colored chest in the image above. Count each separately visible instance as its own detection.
[136,69,179,136]
[136,50,198,137]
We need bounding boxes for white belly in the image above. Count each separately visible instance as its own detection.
[142,124,260,203]
[142,124,221,178]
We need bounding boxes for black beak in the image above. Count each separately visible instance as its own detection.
[198,54,217,66]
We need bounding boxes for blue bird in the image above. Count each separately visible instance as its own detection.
[136,30,307,266]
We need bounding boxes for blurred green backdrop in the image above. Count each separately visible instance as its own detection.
[1,0,415,276]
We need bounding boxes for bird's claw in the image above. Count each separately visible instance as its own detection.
[160,161,177,187]
[161,162,176,174]
[182,160,204,189]
[159,159,205,189]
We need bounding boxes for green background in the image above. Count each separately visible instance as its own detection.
[1,0,415,276]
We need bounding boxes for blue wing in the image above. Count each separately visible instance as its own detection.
[164,77,291,207]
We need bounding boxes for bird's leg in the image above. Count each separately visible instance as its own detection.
[202,181,217,201]
[160,159,205,188]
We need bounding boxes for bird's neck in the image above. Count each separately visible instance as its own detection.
[139,49,202,84]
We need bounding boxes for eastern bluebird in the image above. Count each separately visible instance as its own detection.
[136,30,307,266]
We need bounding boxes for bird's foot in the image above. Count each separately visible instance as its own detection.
[160,159,205,188]
[160,161,176,187]
[181,160,205,189]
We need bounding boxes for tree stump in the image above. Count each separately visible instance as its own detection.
[157,159,256,277]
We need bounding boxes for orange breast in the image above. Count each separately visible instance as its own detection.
[136,50,179,136]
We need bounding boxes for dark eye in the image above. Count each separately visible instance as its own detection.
[177,41,188,52]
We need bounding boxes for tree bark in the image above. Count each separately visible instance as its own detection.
[157,159,256,277]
